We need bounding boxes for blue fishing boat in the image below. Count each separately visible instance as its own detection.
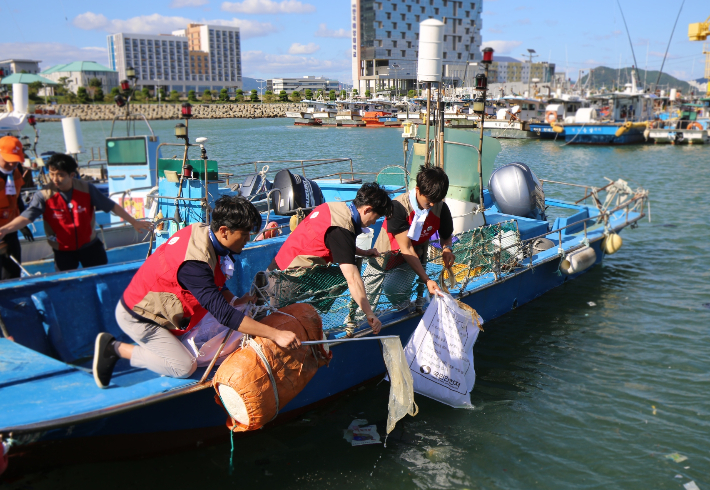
[0,125,649,472]
[529,96,589,139]
[563,86,656,145]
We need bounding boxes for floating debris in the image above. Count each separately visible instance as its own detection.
[343,419,382,446]
[652,405,657,415]
[665,452,688,463]
[587,301,597,307]
[684,482,700,490]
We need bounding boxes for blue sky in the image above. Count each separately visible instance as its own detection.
[0,0,707,83]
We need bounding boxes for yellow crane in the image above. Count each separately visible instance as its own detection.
[688,16,710,96]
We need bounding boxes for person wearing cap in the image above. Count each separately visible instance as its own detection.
[92,195,301,388]
[0,153,152,272]
[0,136,29,279]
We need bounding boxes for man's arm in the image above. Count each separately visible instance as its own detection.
[0,216,32,240]
[438,202,455,268]
[393,231,441,296]
[339,263,382,334]
[111,203,153,234]
[177,262,299,349]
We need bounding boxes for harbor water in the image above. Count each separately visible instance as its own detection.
[8,119,709,489]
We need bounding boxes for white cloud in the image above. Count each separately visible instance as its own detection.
[72,12,278,38]
[481,40,522,55]
[242,50,349,76]
[288,42,319,54]
[221,0,315,14]
[0,43,108,70]
[314,23,349,38]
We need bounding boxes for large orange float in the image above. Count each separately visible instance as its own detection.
[213,303,332,432]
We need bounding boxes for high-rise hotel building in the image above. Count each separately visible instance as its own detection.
[107,23,242,95]
[351,0,483,94]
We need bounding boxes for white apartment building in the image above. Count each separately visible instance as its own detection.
[351,0,483,94]
[0,59,41,76]
[107,23,242,95]
[266,76,341,94]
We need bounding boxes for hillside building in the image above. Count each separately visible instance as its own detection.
[0,59,41,76]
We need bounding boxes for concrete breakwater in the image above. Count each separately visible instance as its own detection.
[35,103,308,121]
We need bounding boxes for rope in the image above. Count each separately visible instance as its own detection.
[248,338,280,422]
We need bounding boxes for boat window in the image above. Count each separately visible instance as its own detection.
[106,138,148,166]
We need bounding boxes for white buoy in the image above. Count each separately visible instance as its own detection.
[560,246,597,275]
[417,19,444,82]
[12,84,28,114]
[61,117,84,155]
[669,88,677,101]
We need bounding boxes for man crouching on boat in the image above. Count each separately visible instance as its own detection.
[268,182,393,335]
[370,166,455,309]
[92,195,301,388]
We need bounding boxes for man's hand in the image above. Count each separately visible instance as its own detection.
[367,313,382,334]
[20,226,34,242]
[234,292,256,305]
[272,330,301,350]
[357,247,380,258]
[442,249,455,268]
[132,220,153,234]
[426,278,442,297]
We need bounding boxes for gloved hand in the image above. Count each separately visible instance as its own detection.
[20,226,34,242]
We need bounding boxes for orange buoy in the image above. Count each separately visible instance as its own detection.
[213,303,332,432]
[687,122,702,131]
[546,111,557,123]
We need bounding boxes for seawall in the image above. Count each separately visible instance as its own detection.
[35,103,308,121]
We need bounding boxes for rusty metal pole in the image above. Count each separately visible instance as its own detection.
[424,82,432,167]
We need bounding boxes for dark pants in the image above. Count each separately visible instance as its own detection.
[0,232,21,280]
[53,239,108,272]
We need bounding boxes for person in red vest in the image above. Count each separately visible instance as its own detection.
[93,195,301,388]
[270,182,393,335]
[0,153,152,272]
[0,136,31,279]
[371,166,455,309]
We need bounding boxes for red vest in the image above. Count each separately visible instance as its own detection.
[42,180,96,251]
[274,202,354,270]
[0,168,24,227]
[122,224,226,334]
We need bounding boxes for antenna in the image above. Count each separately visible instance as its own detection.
[615,0,640,90]
[653,0,686,91]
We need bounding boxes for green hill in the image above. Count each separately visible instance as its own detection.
[579,66,694,93]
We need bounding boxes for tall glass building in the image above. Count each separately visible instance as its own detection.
[351,0,483,94]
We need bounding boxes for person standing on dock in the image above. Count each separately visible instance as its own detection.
[0,153,152,272]
[0,136,29,279]
[93,196,301,388]
[269,182,393,335]
[371,166,455,309]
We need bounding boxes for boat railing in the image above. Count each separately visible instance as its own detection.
[109,186,157,208]
[220,158,355,186]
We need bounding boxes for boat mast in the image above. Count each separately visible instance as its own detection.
[652,0,686,92]
[616,0,641,91]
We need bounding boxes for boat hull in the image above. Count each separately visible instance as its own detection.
[564,124,646,145]
[648,129,708,144]
[529,123,565,138]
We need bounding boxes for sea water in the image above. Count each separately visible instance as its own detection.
[9,118,709,489]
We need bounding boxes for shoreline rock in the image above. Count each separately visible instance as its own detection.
[34,103,308,122]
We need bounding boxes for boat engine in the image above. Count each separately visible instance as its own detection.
[238,172,272,202]
[488,162,546,220]
[270,169,325,216]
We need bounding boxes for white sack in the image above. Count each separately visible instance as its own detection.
[404,293,482,408]
[181,311,243,366]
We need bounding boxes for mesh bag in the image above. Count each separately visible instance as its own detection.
[268,220,521,336]
[382,337,418,433]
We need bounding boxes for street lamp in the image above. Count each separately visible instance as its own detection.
[255,79,265,104]
[126,66,136,80]
[476,47,494,210]
[521,48,538,96]
[390,62,401,98]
